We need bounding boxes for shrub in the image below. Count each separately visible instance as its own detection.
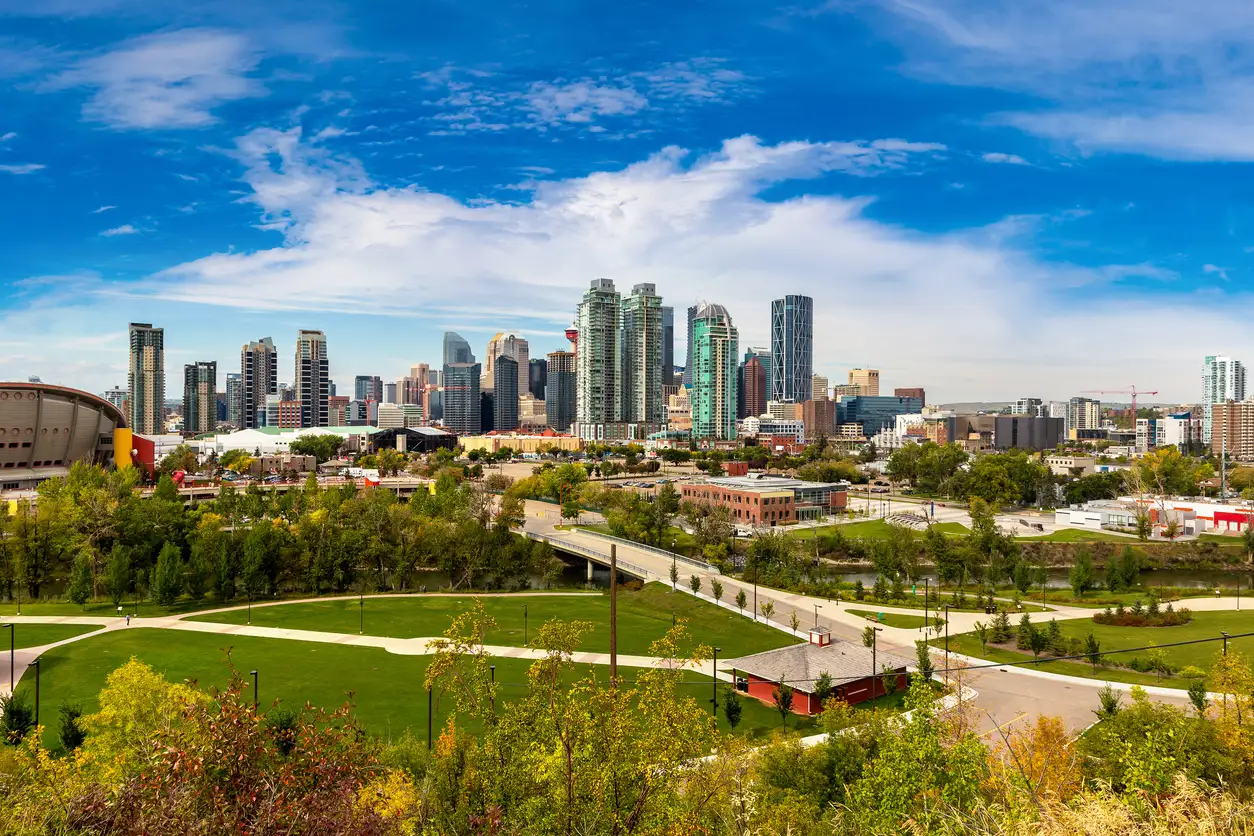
[1092,607,1192,628]
[1,694,34,744]
[1178,665,1207,679]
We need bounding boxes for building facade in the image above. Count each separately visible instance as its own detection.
[182,361,217,435]
[545,350,577,432]
[294,330,330,428]
[681,475,848,525]
[691,303,739,440]
[443,362,482,434]
[661,305,674,380]
[493,356,520,431]
[224,373,243,428]
[802,398,837,440]
[528,358,547,401]
[1203,355,1247,441]
[682,303,699,387]
[1211,400,1254,460]
[894,387,925,406]
[770,295,813,403]
[240,337,278,430]
[1137,412,1204,455]
[837,395,922,438]
[740,355,767,419]
[811,374,829,401]
[848,368,880,397]
[1014,397,1044,417]
[1067,397,1101,435]
[620,282,665,424]
[443,332,475,366]
[576,278,623,425]
[128,322,165,435]
[354,375,383,403]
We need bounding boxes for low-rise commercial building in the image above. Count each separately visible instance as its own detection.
[1044,455,1096,476]
[460,429,583,454]
[681,473,849,524]
[739,416,805,443]
[571,422,663,442]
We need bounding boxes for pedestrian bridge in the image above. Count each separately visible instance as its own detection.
[522,528,720,583]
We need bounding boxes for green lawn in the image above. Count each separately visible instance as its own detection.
[187,583,799,659]
[578,523,700,554]
[846,608,943,630]
[789,519,969,542]
[13,630,809,751]
[1013,529,1136,543]
[0,623,102,649]
[935,610,1254,688]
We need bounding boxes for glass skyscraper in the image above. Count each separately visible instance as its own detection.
[691,303,739,440]
[770,295,813,403]
[443,332,475,366]
[620,282,664,423]
[576,278,622,424]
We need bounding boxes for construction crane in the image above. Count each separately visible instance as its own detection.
[1080,386,1159,417]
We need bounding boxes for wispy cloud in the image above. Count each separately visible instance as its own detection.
[0,131,15,141]
[92,204,116,213]
[100,224,137,236]
[1203,263,1230,281]
[982,151,1029,165]
[0,163,44,174]
[419,58,754,135]
[869,0,1254,160]
[47,29,264,129]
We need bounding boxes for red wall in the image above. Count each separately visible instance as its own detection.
[740,669,908,715]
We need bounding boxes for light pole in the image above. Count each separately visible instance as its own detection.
[524,604,528,644]
[923,578,929,632]
[30,658,40,727]
[250,669,259,710]
[813,603,821,629]
[711,647,720,716]
[359,585,364,635]
[247,589,252,625]
[490,664,496,717]
[871,627,883,699]
[2,623,12,692]
[1222,631,1230,657]
[944,604,950,673]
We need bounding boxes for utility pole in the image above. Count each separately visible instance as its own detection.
[609,544,618,686]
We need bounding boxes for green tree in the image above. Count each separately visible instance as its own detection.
[760,600,775,621]
[1084,632,1102,670]
[915,640,935,679]
[156,444,198,477]
[710,578,724,604]
[288,434,346,463]
[735,589,746,613]
[669,562,679,589]
[881,664,899,697]
[689,574,701,595]
[862,625,875,648]
[1027,625,1049,664]
[972,620,989,653]
[150,541,183,607]
[813,671,834,705]
[1187,679,1208,716]
[67,548,93,606]
[57,702,86,751]
[789,610,801,636]
[1069,549,1096,599]
[1,693,34,744]
[772,683,794,725]
[723,687,743,729]
[105,544,132,607]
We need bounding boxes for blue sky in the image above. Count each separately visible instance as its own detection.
[3,0,1254,402]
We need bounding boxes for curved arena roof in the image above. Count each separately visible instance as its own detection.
[0,382,126,486]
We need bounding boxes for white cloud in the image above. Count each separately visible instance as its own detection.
[1203,263,1230,281]
[92,204,116,213]
[523,81,648,125]
[870,0,1254,160]
[50,128,1220,401]
[48,29,264,129]
[0,163,44,174]
[100,224,137,236]
[981,151,1029,165]
[0,131,15,141]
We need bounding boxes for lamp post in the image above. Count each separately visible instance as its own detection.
[711,647,720,716]
[813,603,821,629]
[923,578,929,632]
[1222,631,1230,657]
[247,589,252,625]
[427,685,433,751]
[250,669,259,710]
[2,623,12,692]
[490,664,496,716]
[524,604,528,644]
[359,585,364,635]
[944,604,950,672]
[871,627,883,699]
[30,658,40,727]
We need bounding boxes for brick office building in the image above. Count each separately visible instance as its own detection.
[680,473,848,525]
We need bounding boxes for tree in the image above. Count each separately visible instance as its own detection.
[58,701,87,751]
[813,671,834,705]
[289,434,346,463]
[105,544,132,607]
[760,600,775,621]
[1016,612,1034,650]
[915,640,935,680]
[772,683,794,725]
[1,693,34,744]
[710,579,724,604]
[723,687,742,729]
[735,589,746,613]
[881,664,899,697]
[1069,549,1096,599]
[1094,683,1122,719]
[689,574,701,595]
[862,625,875,648]
[68,548,93,606]
[789,610,801,636]
[972,620,989,654]
[157,444,199,478]
[1027,625,1049,665]
[1188,679,1209,716]
[669,562,679,589]
[1084,632,1102,670]
[150,541,183,607]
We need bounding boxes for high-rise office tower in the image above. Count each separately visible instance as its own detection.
[740,355,767,418]
[529,358,547,401]
[128,322,165,435]
[576,278,623,424]
[894,387,926,407]
[682,303,699,387]
[770,295,813,403]
[294,330,330,428]
[691,303,739,440]
[744,347,772,402]
[443,332,475,366]
[442,362,481,434]
[621,282,664,423]
[1013,397,1043,417]
[1203,355,1247,440]
[483,333,529,392]
[384,382,397,404]
[354,375,383,403]
[848,368,880,397]
[812,374,829,400]
[546,351,577,432]
[224,373,243,428]
[493,356,519,431]
[102,386,127,413]
[1067,397,1101,433]
[182,361,217,435]
[240,337,278,429]
[662,306,675,378]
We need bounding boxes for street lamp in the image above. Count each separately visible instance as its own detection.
[250,669,259,710]
[711,647,721,716]
[871,627,883,699]
[30,658,40,727]
[524,604,528,644]
[359,584,364,635]
[490,664,497,717]
[2,623,12,692]
[813,603,821,629]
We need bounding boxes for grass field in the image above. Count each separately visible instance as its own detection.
[846,608,943,630]
[936,610,1254,688]
[187,583,799,659]
[1012,529,1136,543]
[579,523,699,554]
[12,630,814,751]
[0,623,102,649]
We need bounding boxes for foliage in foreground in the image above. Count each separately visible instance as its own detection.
[2,622,1254,835]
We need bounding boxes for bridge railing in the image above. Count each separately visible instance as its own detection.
[572,530,721,575]
[523,532,652,578]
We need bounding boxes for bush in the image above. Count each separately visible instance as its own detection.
[58,702,87,752]
[1,694,34,744]
[1178,665,1207,679]
[1092,607,1192,628]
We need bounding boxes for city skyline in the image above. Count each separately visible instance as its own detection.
[7,3,1254,400]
